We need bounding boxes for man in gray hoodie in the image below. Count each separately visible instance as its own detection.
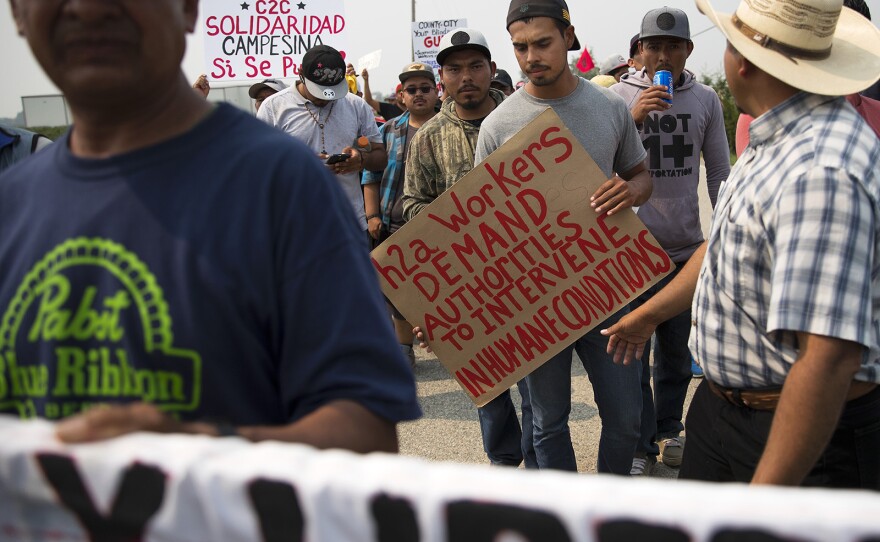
[610,6,730,475]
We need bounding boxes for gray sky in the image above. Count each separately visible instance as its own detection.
[1,0,878,120]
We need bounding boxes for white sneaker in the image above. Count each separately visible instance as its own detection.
[630,456,655,476]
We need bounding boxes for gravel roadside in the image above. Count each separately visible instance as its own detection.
[398,347,700,478]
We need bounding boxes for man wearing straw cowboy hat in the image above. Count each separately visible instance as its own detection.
[602,0,880,488]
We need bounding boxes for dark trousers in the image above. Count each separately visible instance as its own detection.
[680,379,880,489]
[632,263,691,456]
[477,380,537,468]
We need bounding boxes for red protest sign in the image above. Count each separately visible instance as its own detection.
[371,109,671,406]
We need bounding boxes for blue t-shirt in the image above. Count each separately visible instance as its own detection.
[0,104,421,425]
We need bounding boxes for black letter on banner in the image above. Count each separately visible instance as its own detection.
[248,479,305,542]
[35,453,166,542]
[371,494,419,542]
[447,500,572,541]
[712,529,798,542]
[596,520,689,542]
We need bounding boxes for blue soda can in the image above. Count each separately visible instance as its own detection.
[653,70,673,104]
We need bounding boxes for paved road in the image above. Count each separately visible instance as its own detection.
[398,162,714,477]
[398,349,700,477]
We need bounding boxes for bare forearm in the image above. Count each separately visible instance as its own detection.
[619,164,653,206]
[361,147,386,171]
[364,183,381,216]
[752,335,861,485]
[238,400,399,453]
[57,400,399,454]
[629,171,652,206]
[362,87,381,114]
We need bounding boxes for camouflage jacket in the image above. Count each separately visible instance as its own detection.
[401,89,505,221]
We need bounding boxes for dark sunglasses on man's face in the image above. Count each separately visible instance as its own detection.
[403,85,434,95]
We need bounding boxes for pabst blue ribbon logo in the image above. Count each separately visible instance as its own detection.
[0,237,202,419]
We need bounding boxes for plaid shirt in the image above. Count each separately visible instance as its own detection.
[690,92,880,388]
[362,112,410,230]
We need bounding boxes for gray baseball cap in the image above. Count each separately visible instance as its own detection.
[640,7,691,41]
[248,78,286,99]
[599,54,628,75]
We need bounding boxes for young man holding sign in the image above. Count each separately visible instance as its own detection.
[474,0,652,473]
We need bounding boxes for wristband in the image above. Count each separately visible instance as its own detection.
[366,213,381,221]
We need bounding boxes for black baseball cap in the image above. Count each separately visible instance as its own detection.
[300,45,348,101]
[506,0,581,51]
[491,69,514,89]
[629,33,640,58]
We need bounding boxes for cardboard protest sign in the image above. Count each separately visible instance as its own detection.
[411,19,468,70]
[371,109,672,407]
[202,0,349,82]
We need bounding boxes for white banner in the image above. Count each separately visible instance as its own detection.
[411,19,468,70]
[201,0,350,82]
[1,416,879,542]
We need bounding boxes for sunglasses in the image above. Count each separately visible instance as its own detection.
[403,85,435,95]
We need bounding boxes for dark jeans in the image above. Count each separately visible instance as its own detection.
[632,263,692,456]
[477,380,537,468]
[525,308,642,474]
[680,380,880,489]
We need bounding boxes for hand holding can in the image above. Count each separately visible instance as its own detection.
[653,70,673,104]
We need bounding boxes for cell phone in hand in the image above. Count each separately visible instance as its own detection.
[326,153,350,165]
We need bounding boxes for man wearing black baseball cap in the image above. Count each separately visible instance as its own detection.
[506,0,580,50]
[402,27,501,220]
[476,0,652,475]
[491,69,515,96]
[628,33,645,71]
[258,45,387,243]
[405,28,539,470]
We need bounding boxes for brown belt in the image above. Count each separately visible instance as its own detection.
[706,379,877,412]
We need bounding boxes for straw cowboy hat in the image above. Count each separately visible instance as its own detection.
[695,0,880,95]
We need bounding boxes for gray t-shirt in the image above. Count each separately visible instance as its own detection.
[258,86,382,229]
[475,78,646,179]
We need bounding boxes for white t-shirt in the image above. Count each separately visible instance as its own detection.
[258,85,381,229]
